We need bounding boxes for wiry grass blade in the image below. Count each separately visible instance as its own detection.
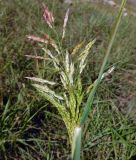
[80,0,127,126]
[1,100,10,122]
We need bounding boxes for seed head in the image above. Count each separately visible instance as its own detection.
[43,4,54,28]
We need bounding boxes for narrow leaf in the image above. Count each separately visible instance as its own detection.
[80,0,127,125]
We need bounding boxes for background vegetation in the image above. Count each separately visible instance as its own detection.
[0,0,136,159]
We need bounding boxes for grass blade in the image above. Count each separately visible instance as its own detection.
[80,0,127,125]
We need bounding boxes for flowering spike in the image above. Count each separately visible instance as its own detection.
[43,4,54,28]
[26,35,48,43]
[62,8,70,39]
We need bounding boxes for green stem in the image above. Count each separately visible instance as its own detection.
[80,0,127,126]
[72,127,82,160]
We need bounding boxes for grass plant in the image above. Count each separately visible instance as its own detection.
[26,0,128,159]
[0,0,136,159]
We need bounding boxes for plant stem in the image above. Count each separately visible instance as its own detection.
[72,127,82,160]
[80,0,127,126]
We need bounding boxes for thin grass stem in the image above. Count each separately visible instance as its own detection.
[80,0,127,126]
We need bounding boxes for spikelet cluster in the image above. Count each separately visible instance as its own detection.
[26,4,95,143]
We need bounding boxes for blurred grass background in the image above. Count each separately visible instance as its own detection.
[0,0,136,159]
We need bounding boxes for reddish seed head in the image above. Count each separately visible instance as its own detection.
[43,4,54,28]
[26,35,48,43]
